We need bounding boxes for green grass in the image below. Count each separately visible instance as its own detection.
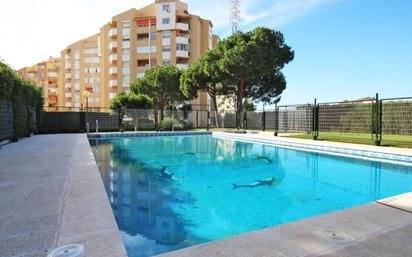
[288,132,412,148]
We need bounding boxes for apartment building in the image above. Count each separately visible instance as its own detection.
[18,57,61,109]
[59,0,218,110]
[60,34,103,109]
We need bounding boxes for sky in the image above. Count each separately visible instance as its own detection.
[1,0,411,105]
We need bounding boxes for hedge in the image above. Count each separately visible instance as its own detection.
[0,60,44,139]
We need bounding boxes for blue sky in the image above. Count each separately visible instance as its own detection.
[2,0,411,106]
[207,0,412,105]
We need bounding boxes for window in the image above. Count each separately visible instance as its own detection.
[163,60,171,65]
[84,48,98,54]
[162,18,170,25]
[137,73,145,79]
[137,34,149,40]
[85,57,99,64]
[123,49,130,55]
[85,67,100,73]
[122,28,130,36]
[122,61,130,68]
[162,47,171,52]
[150,32,157,40]
[137,46,157,54]
[122,36,130,41]
[94,87,101,93]
[162,4,171,12]
[122,74,130,82]
[122,21,130,28]
[163,31,171,39]
[74,50,80,60]
[74,61,80,69]
[176,44,188,51]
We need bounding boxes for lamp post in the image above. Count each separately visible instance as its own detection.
[82,90,91,112]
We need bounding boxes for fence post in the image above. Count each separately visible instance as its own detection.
[196,110,199,129]
[274,104,279,136]
[262,111,266,131]
[244,111,248,130]
[80,111,85,133]
[312,99,319,140]
[374,93,381,146]
[207,111,210,131]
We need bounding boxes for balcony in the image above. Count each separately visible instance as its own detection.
[48,99,57,105]
[109,54,117,63]
[176,63,189,70]
[109,80,118,88]
[109,67,118,75]
[176,36,189,44]
[162,38,171,46]
[176,50,189,58]
[109,28,117,37]
[162,52,171,60]
[176,22,189,31]
[109,42,118,53]
[122,41,130,49]
[110,21,117,28]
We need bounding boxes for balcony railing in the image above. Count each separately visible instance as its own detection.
[176,23,189,31]
[176,36,189,44]
[176,63,189,70]
[109,80,118,87]
[176,50,189,58]
[109,28,117,37]
[109,67,118,75]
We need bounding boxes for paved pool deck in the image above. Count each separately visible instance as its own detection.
[0,134,126,257]
[2,132,412,257]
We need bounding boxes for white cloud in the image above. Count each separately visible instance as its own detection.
[0,0,341,69]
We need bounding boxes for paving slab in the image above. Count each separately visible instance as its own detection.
[158,202,412,257]
[0,134,126,257]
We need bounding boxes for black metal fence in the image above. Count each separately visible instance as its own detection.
[39,94,412,147]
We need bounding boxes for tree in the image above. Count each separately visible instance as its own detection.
[110,92,153,129]
[132,66,183,122]
[216,27,294,128]
[180,49,229,113]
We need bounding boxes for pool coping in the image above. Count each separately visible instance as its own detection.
[56,134,127,257]
[213,131,412,166]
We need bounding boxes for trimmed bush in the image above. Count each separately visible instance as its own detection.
[159,118,189,131]
[0,61,44,139]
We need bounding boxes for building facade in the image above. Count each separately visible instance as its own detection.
[60,34,103,109]
[18,57,61,110]
[20,0,219,111]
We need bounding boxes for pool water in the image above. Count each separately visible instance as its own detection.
[90,135,412,257]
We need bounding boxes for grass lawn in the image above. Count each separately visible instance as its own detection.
[288,132,412,148]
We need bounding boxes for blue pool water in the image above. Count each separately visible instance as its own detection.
[90,135,412,257]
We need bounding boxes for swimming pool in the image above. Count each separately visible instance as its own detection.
[90,134,412,257]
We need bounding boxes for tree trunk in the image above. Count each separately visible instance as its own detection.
[210,93,219,128]
[154,106,159,131]
[237,79,244,129]
[160,104,164,121]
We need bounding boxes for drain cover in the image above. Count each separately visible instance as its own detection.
[47,244,85,257]
[312,227,357,244]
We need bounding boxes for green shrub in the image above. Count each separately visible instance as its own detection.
[0,61,44,139]
[159,118,187,131]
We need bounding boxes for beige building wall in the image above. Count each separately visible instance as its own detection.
[99,0,219,111]
[61,34,102,110]
[18,57,61,110]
